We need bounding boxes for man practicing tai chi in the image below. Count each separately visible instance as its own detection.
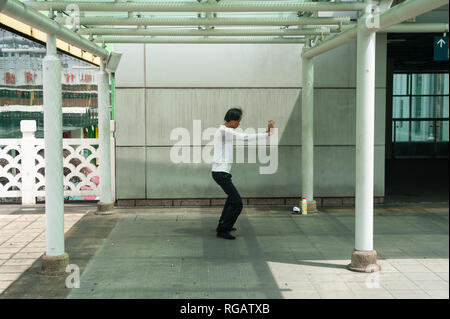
[211,108,275,240]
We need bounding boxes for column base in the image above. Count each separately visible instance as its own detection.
[96,201,115,215]
[347,249,381,272]
[306,200,318,213]
[297,200,319,214]
[39,252,69,276]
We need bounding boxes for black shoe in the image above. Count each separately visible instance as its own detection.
[215,227,236,232]
[216,232,235,240]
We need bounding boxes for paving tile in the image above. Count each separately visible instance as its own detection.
[386,259,424,265]
[307,273,346,283]
[0,265,30,273]
[0,243,28,249]
[311,281,351,292]
[281,289,320,299]
[339,273,374,282]
[0,253,13,260]
[377,261,401,272]
[403,272,443,281]
[352,290,395,299]
[422,264,449,273]
[346,281,386,291]
[19,247,45,253]
[0,231,19,237]
[318,289,356,299]
[378,272,411,281]
[413,280,449,291]
[381,280,420,290]
[391,264,433,273]
[0,248,21,254]
[425,290,449,299]
[0,273,21,281]
[0,281,12,289]
[277,280,316,291]
[3,259,35,266]
[24,242,46,248]
[435,272,449,281]
[13,252,44,259]
[388,289,432,299]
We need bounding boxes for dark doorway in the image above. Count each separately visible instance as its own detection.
[386,33,449,203]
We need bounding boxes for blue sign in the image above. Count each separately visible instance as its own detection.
[434,36,448,61]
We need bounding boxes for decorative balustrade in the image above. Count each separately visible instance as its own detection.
[0,120,115,204]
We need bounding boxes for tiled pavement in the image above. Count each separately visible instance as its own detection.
[0,203,448,299]
[0,208,86,294]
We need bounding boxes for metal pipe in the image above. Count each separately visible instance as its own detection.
[383,22,449,33]
[307,23,450,33]
[379,0,449,30]
[43,33,64,257]
[301,54,314,204]
[93,36,308,43]
[302,25,357,59]
[98,60,113,206]
[302,0,449,59]
[24,1,367,12]
[0,48,46,53]
[0,0,109,58]
[72,16,350,26]
[78,27,330,36]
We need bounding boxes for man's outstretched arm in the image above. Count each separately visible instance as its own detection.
[223,120,275,141]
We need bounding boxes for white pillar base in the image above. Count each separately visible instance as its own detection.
[297,199,319,214]
[347,249,380,273]
[96,201,115,215]
[39,252,69,276]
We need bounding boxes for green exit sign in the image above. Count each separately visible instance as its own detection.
[434,36,449,61]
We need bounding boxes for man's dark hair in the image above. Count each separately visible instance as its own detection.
[224,108,243,122]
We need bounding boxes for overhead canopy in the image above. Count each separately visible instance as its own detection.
[1,0,449,56]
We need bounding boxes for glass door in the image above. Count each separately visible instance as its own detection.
[392,73,449,158]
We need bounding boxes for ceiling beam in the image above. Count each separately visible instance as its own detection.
[78,27,331,36]
[70,16,351,26]
[25,1,367,13]
[93,36,308,44]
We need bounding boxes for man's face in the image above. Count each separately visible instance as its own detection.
[229,115,242,128]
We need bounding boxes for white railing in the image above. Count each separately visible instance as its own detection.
[0,120,115,204]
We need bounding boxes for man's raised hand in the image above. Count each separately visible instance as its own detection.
[267,120,275,135]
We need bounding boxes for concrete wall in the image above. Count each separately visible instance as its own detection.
[114,34,387,200]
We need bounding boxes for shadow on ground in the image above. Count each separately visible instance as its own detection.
[1,203,448,299]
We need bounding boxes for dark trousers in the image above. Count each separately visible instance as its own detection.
[211,171,243,233]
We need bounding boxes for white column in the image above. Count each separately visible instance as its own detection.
[355,5,377,251]
[110,119,116,202]
[98,60,113,205]
[20,120,37,205]
[301,55,314,203]
[43,33,64,257]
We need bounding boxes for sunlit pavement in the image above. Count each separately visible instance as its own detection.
[0,205,88,294]
[0,203,448,299]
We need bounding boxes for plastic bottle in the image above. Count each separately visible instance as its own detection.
[301,197,308,215]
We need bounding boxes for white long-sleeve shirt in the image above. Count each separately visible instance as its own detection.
[211,124,268,173]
